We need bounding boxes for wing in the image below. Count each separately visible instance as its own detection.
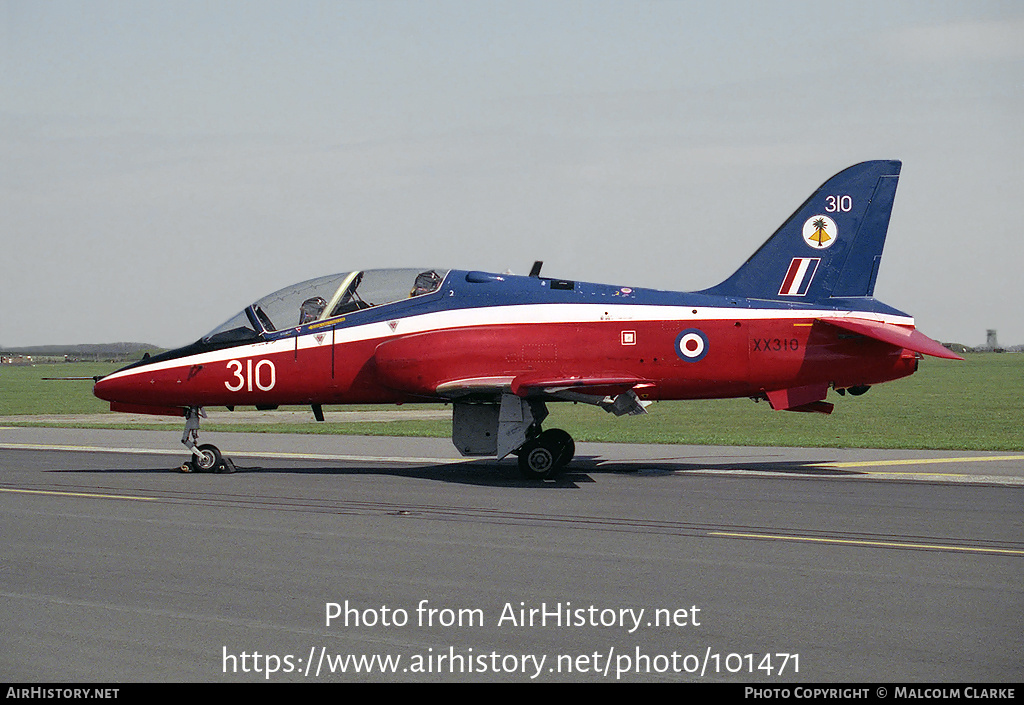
[436,374,654,416]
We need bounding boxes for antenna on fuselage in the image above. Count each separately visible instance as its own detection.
[529,261,543,277]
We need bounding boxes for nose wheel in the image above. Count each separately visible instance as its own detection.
[179,407,235,473]
[517,428,575,480]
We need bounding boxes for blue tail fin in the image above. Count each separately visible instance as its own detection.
[701,160,901,303]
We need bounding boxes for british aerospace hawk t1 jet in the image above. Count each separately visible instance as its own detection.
[93,160,960,479]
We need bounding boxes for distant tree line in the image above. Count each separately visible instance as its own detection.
[0,343,164,364]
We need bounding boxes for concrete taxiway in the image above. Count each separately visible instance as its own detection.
[2,426,1021,682]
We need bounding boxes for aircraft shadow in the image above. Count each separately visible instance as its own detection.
[54,461,593,488]
[54,454,864,488]
[572,455,866,478]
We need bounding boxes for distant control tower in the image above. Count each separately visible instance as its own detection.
[987,329,999,349]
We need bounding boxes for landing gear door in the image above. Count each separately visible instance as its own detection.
[496,394,535,459]
[451,394,537,459]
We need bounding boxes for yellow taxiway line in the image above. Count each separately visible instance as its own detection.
[711,531,1024,556]
[818,455,1024,469]
[0,487,156,501]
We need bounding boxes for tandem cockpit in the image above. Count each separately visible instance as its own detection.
[202,268,448,345]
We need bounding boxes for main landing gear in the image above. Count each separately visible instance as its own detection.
[516,427,575,481]
[451,396,575,481]
[179,407,235,473]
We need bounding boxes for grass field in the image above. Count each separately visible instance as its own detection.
[1,354,1021,450]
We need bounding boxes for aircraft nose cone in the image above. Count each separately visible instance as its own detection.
[92,354,163,405]
[92,367,187,418]
[92,373,125,403]
[93,362,153,405]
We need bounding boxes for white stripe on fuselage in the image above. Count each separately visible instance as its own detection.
[100,303,916,382]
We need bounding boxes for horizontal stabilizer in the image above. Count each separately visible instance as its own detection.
[818,318,963,360]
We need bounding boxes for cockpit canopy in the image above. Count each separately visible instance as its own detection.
[202,268,446,344]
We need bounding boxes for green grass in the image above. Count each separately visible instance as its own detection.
[2,355,1022,450]
[0,362,120,415]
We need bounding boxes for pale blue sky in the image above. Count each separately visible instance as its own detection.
[3,1,1022,347]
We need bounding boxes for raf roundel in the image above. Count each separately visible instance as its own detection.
[675,329,709,362]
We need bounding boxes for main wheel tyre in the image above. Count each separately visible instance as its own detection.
[518,439,556,480]
[193,444,223,473]
[541,429,575,468]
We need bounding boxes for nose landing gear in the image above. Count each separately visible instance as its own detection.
[179,407,235,473]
